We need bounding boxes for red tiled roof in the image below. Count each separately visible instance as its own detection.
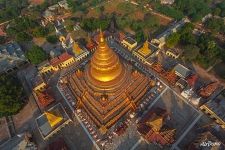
[119,32,126,41]
[146,130,169,145]
[50,52,73,67]
[137,108,175,146]
[86,40,97,51]
[0,27,6,36]
[36,90,54,108]
[187,74,198,87]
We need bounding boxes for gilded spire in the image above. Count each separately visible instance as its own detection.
[99,28,105,43]
[87,29,124,82]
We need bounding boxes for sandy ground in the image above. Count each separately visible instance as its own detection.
[192,63,225,87]
[12,97,38,133]
[29,0,45,5]
[33,37,46,47]
[0,118,10,143]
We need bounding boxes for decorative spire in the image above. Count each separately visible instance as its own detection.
[87,28,124,82]
[99,28,104,43]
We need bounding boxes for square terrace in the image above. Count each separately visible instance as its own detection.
[151,88,199,138]
[36,103,71,140]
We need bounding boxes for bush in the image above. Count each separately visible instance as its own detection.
[32,27,49,37]
[166,33,181,48]
[46,35,58,44]
[155,5,184,20]
[16,32,32,42]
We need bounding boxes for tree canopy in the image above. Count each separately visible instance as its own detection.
[204,18,225,34]
[0,0,29,22]
[25,45,48,65]
[117,2,136,14]
[80,17,110,32]
[16,32,32,42]
[46,35,58,44]
[135,30,145,43]
[0,74,24,117]
[183,45,200,61]
[6,17,39,42]
[166,33,181,48]
[31,26,49,37]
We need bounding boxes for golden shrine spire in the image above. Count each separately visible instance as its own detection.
[99,28,104,43]
[87,29,124,83]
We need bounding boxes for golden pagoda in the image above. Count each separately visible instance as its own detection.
[138,40,152,56]
[86,29,125,85]
[72,42,82,56]
[146,116,163,132]
[45,112,63,127]
[67,29,150,134]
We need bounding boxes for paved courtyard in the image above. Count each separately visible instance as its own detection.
[32,117,96,150]
[153,88,200,138]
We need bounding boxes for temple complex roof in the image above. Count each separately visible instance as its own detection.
[137,108,176,146]
[50,52,73,67]
[36,103,71,140]
[36,90,54,108]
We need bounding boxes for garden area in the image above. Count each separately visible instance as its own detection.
[0,74,24,117]
[165,23,225,69]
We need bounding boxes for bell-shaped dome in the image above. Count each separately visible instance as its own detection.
[89,30,123,82]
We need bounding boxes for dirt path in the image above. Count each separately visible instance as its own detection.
[192,63,225,87]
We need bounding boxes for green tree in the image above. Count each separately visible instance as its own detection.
[117,2,136,14]
[204,18,224,34]
[144,14,159,29]
[183,45,200,61]
[166,33,181,48]
[80,18,110,32]
[180,32,196,45]
[213,8,221,16]
[46,35,58,44]
[180,23,194,34]
[116,16,132,29]
[16,32,32,42]
[65,19,75,32]
[155,4,184,20]
[32,27,49,37]
[217,1,225,17]
[0,74,24,117]
[135,30,145,43]
[0,0,29,23]
[26,45,48,65]
[174,0,210,22]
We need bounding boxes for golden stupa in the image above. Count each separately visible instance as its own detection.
[67,30,150,133]
[87,30,124,83]
[138,40,152,56]
[72,42,82,56]
[45,112,62,127]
